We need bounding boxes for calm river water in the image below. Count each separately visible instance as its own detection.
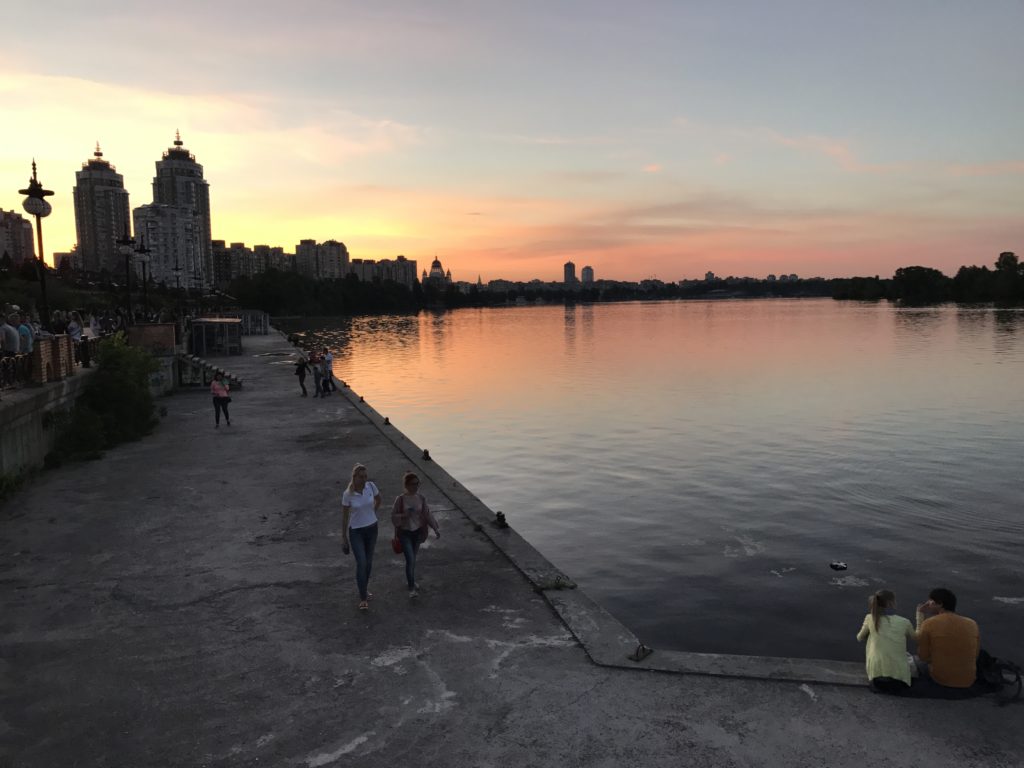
[286,299,1024,661]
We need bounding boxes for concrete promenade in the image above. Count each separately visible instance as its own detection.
[2,331,1021,767]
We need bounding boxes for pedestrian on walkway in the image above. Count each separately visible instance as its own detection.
[319,355,331,397]
[210,371,231,428]
[294,356,310,396]
[323,347,338,392]
[391,472,440,598]
[342,463,381,611]
[310,352,323,398]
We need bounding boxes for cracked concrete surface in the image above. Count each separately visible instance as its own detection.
[1,332,1021,767]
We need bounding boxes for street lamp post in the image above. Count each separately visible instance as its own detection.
[135,237,151,319]
[18,160,53,332]
[117,227,135,323]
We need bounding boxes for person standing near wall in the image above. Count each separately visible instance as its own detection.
[17,313,34,354]
[1,314,20,357]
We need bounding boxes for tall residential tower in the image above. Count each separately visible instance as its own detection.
[150,132,212,288]
[73,144,131,273]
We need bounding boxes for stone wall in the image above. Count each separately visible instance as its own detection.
[0,371,95,479]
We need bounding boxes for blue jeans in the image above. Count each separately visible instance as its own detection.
[399,529,422,589]
[349,523,378,600]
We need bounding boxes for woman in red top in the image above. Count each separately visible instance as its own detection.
[210,371,231,428]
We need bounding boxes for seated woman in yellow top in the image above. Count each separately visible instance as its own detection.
[856,589,916,693]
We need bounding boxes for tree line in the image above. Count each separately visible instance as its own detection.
[832,252,1022,305]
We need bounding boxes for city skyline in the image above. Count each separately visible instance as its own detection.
[2,1,1022,281]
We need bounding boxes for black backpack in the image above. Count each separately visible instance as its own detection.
[976,649,1023,706]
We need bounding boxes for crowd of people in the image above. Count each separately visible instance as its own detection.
[0,302,139,358]
[293,348,338,398]
[856,587,994,698]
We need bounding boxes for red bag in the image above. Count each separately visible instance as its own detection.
[391,536,402,555]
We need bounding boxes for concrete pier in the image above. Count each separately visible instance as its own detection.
[2,332,1020,767]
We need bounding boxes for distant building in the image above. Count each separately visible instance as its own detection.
[422,256,452,288]
[254,244,292,272]
[295,239,318,278]
[581,265,594,285]
[319,240,349,279]
[375,255,418,289]
[73,144,131,274]
[295,239,350,279]
[705,271,716,282]
[134,202,202,289]
[767,274,777,282]
[0,209,34,266]
[150,132,212,288]
[563,261,577,285]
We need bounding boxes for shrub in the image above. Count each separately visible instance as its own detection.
[50,333,159,463]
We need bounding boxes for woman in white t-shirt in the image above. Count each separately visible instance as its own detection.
[342,463,381,611]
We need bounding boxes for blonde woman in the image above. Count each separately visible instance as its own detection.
[391,472,440,598]
[342,464,381,611]
[856,589,916,693]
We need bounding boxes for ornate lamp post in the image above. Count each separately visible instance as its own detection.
[135,236,151,319]
[116,226,136,323]
[18,160,53,332]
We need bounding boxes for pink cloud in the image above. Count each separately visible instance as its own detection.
[642,163,662,174]
[946,161,1024,177]
[760,129,901,174]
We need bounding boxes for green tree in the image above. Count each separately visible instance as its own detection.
[993,251,1022,304]
[890,266,950,304]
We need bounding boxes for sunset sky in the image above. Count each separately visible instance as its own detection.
[2,1,1022,281]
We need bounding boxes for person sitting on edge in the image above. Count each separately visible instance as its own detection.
[856,589,916,694]
[915,587,979,689]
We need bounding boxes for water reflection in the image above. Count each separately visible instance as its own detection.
[563,304,577,358]
[993,309,1022,356]
[277,301,1024,661]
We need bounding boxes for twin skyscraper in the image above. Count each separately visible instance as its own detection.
[71,132,211,290]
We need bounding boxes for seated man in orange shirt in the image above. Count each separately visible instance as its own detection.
[915,587,980,690]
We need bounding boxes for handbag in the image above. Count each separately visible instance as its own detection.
[391,536,402,555]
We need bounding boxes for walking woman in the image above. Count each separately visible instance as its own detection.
[342,464,381,611]
[391,472,440,598]
[294,356,310,396]
[856,589,917,694]
[211,371,231,428]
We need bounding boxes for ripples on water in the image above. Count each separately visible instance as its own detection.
[285,300,1024,661]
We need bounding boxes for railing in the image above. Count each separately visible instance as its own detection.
[1,335,109,397]
[73,336,103,369]
[0,353,33,393]
[176,352,244,390]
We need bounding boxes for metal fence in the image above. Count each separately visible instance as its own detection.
[0,353,33,392]
[1,335,106,397]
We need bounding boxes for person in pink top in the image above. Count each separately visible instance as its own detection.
[391,472,440,597]
[210,371,231,428]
